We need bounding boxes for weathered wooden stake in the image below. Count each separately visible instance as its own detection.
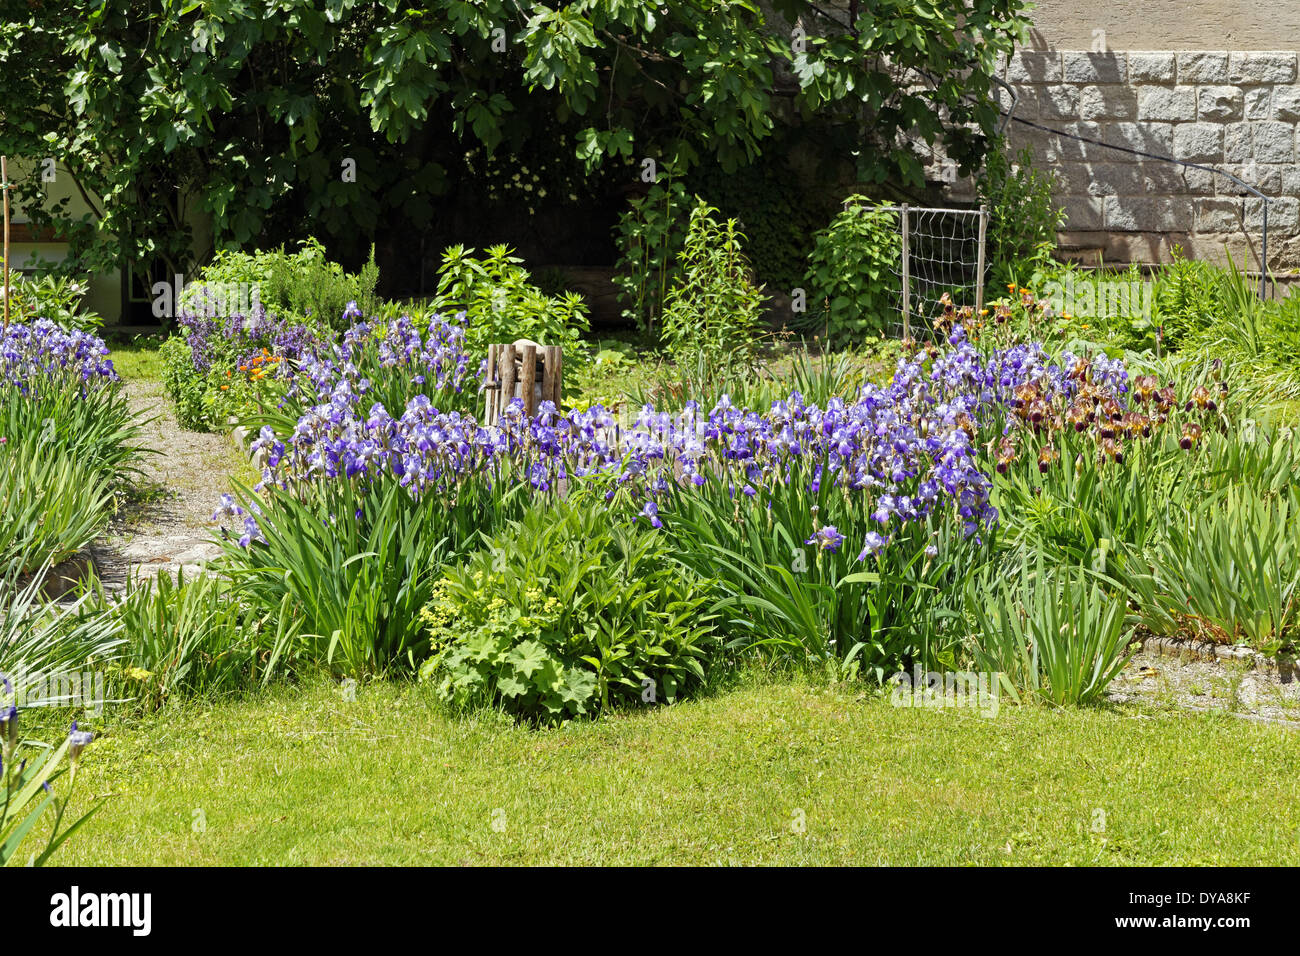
[975,203,988,317]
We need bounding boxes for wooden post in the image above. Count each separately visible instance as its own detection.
[543,345,562,406]
[975,203,988,317]
[519,342,537,416]
[484,344,500,425]
[2,155,9,327]
[499,343,517,417]
[899,203,910,341]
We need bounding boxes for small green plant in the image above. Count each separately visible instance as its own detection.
[977,142,1065,291]
[966,559,1137,706]
[419,500,718,723]
[0,271,102,330]
[803,197,900,344]
[184,238,379,329]
[612,169,693,335]
[431,244,589,364]
[103,569,262,710]
[659,199,766,374]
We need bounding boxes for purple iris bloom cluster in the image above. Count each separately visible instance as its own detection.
[0,319,117,392]
[211,493,266,547]
[229,324,1132,564]
[287,312,473,406]
[177,295,322,376]
[916,337,1129,427]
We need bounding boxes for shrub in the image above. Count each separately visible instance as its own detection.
[977,142,1064,290]
[430,244,589,364]
[659,199,766,373]
[1,272,103,330]
[418,500,718,723]
[612,171,693,335]
[1152,247,1228,350]
[184,238,379,331]
[802,197,900,343]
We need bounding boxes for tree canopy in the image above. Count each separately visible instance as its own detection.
[0,0,1029,281]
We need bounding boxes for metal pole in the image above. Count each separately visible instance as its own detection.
[2,155,9,327]
[1261,200,1269,300]
[900,204,910,340]
[975,203,988,316]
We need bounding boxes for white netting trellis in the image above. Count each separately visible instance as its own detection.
[880,205,988,339]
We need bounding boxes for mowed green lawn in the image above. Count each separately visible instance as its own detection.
[50,677,1300,866]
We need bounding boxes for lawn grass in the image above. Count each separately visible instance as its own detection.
[52,676,1300,866]
[109,342,166,384]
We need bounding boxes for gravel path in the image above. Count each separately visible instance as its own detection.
[91,379,256,591]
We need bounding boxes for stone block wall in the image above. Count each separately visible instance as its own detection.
[974,50,1300,271]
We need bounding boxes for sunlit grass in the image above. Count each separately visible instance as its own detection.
[52,676,1300,866]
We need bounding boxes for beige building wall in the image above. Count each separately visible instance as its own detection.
[1024,2,1300,51]
[960,2,1300,272]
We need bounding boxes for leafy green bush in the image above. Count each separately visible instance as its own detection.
[159,334,213,430]
[977,142,1064,290]
[659,199,766,373]
[418,500,719,723]
[1,272,103,330]
[612,172,693,336]
[802,197,900,344]
[966,559,1137,706]
[430,244,589,364]
[184,238,379,330]
[1152,247,1228,350]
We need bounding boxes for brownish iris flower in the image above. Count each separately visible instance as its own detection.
[1133,374,1159,403]
[996,436,1018,475]
[1099,437,1125,464]
[1065,402,1090,432]
[1027,398,1050,427]
[1038,444,1060,473]
[1180,422,1203,449]
[1121,412,1152,438]
[1011,382,1040,415]
[1186,384,1218,412]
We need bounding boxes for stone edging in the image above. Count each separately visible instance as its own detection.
[1138,634,1299,680]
